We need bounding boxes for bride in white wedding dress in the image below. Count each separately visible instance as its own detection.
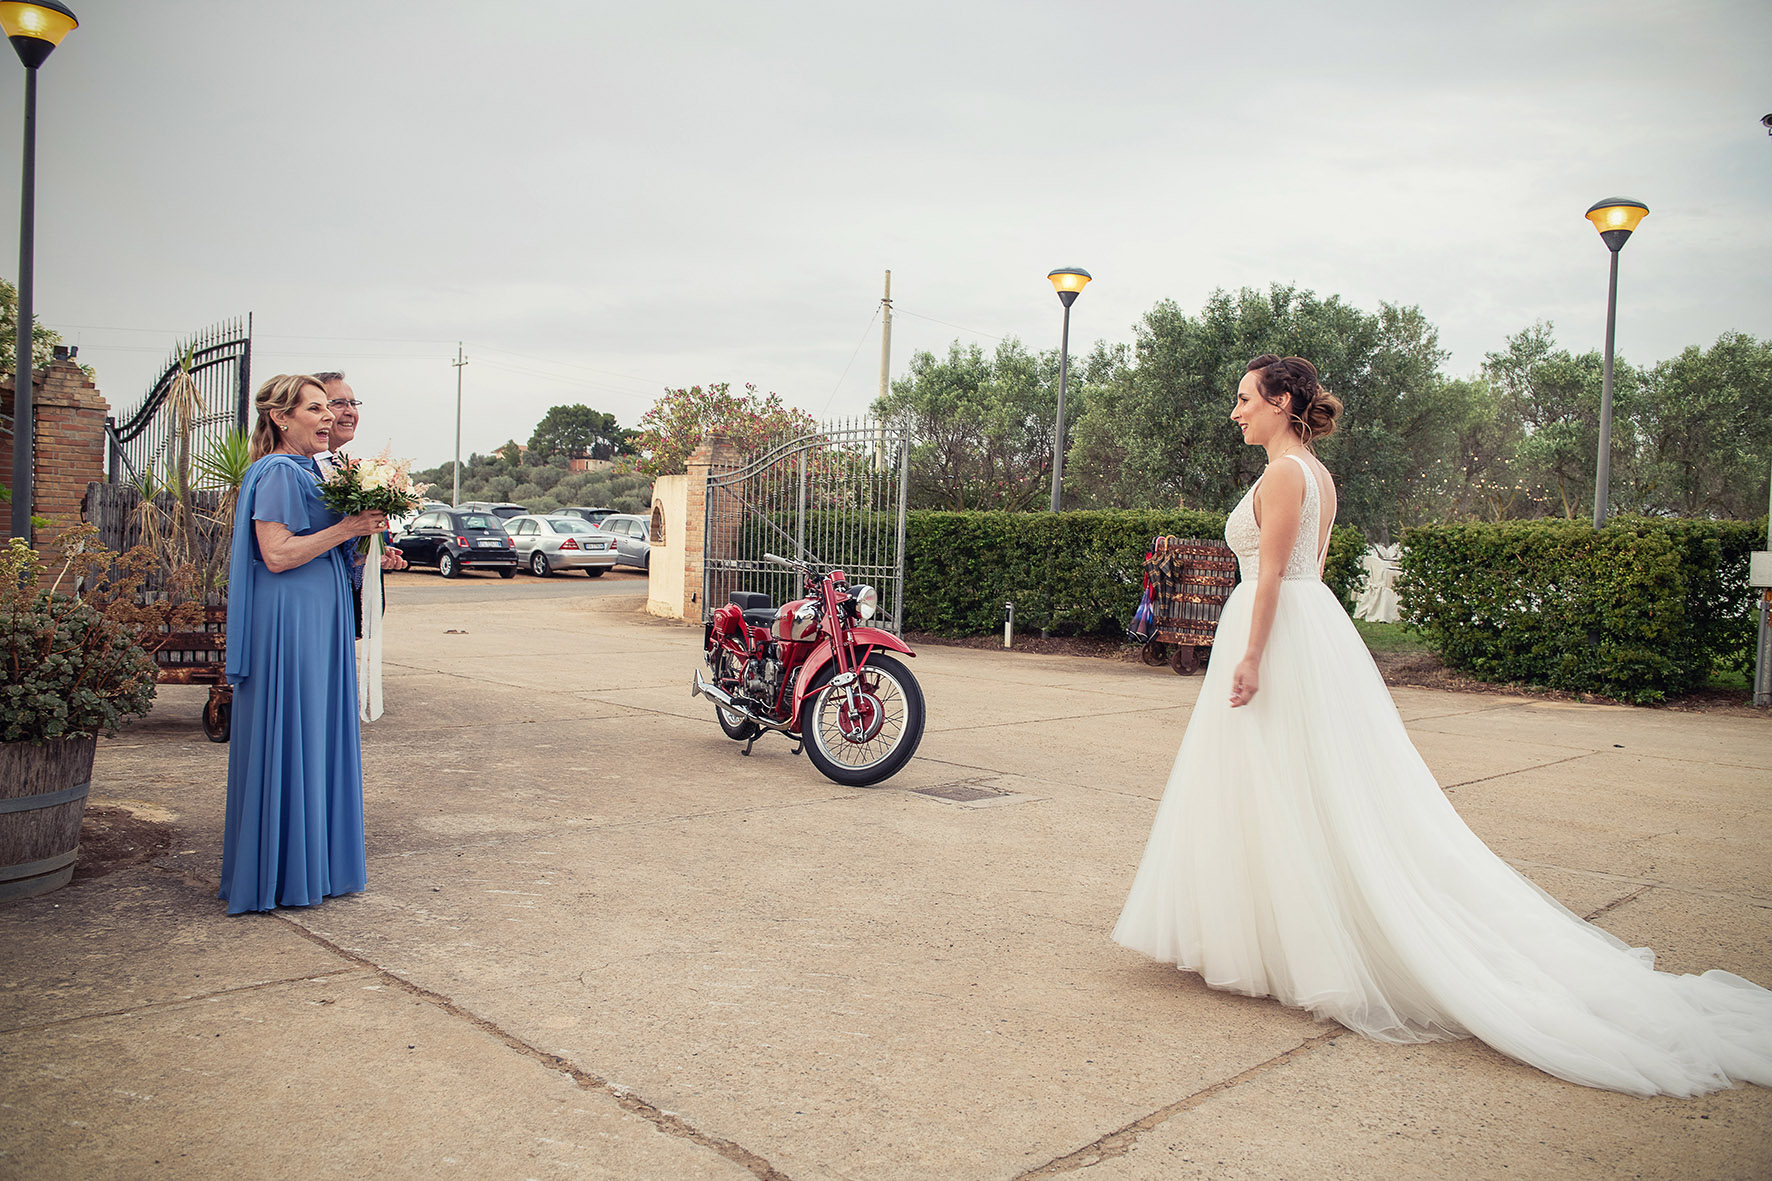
[1112,354,1772,1097]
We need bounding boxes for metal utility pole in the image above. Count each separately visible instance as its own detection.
[451,342,467,506]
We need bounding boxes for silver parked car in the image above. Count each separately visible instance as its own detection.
[505,514,620,577]
[595,513,651,571]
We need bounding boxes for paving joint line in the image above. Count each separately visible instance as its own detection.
[1014,1028,1350,1177]
[271,912,792,1181]
[1441,749,1598,790]
[0,967,364,1036]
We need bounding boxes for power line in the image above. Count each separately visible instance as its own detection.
[58,323,457,346]
[821,306,882,415]
[893,307,1005,342]
[471,343,664,388]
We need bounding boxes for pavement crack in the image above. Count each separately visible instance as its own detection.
[1583,883,1656,923]
[273,915,792,1181]
[1441,749,1597,791]
[1013,1028,1350,1178]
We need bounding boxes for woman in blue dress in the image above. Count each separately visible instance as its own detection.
[220,374,388,914]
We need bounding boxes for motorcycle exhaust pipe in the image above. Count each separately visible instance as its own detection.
[691,670,797,732]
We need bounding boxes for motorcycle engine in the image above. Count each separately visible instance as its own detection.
[742,646,782,709]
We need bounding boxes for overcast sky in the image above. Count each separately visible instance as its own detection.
[7,0,1769,467]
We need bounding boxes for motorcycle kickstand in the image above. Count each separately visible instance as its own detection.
[741,735,759,757]
[789,739,803,756]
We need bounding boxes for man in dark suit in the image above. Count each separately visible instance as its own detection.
[315,371,405,638]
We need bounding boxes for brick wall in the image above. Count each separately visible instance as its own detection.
[0,358,111,550]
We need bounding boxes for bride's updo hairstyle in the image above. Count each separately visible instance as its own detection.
[1246,354,1343,445]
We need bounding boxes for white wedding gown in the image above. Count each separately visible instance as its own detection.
[1113,454,1772,1097]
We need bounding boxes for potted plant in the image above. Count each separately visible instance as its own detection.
[0,526,196,902]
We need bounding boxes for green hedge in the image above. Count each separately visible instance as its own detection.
[903,509,1367,636]
[1397,516,1765,704]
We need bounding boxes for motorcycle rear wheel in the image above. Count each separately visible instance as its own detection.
[801,653,924,787]
[710,650,761,741]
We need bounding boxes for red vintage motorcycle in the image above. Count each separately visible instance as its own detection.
[692,552,925,786]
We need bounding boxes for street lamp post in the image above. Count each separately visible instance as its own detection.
[2,0,77,541]
[1583,197,1648,529]
[1756,117,1772,707]
[1046,267,1090,513]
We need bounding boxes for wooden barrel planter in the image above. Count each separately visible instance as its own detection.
[0,736,98,903]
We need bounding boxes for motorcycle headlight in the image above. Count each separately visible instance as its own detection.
[850,584,878,620]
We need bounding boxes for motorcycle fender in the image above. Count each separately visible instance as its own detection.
[790,629,915,715]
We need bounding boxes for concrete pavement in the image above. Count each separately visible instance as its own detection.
[2,578,1769,1179]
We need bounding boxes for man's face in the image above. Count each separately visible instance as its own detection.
[324,379,359,448]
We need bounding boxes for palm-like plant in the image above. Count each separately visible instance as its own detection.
[129,350,246,597]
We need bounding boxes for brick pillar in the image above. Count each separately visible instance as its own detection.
[2,358,109,547]
[31,359,109,553]
[681,433,739,622]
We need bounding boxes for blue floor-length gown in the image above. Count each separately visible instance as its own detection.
[219,453,367,914]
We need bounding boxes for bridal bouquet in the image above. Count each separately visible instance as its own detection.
[316,451,428,723]
[318,451,428,552]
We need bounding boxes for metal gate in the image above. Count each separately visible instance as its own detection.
[702,416,911,633]
[106,316,252,485]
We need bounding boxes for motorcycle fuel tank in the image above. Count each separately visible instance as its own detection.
[773,599,819,642]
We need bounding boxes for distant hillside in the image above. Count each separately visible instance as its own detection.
[412,454,653,514]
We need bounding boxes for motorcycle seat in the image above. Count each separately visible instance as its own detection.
[729,591,778,630]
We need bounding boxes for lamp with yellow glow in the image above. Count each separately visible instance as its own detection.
[1584,197,1648,254]
[1,0,77,68]
[1048,267,1091,308]
[1584,196,1646,529]
[1045,267,1091,514]
[4,0,78,542]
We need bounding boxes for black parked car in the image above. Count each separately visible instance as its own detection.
[553,505,618,527]
[455,501,530,521]
[393,509,518,578]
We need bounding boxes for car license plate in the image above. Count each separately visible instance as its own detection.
[476,539,501,548]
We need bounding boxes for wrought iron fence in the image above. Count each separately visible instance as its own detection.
[107,316,251,486]
[703,416,911,632]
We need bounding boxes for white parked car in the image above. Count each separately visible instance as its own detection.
[594,513,651,571]
[505,514,620,577]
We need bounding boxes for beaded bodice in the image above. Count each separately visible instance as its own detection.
[1225,453,1332,583]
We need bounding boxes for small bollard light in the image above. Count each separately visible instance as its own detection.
[1003,602,1014,649]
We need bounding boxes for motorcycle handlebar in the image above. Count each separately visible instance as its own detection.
[763,552,811,571]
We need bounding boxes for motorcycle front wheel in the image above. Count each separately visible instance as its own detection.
[801,652,925,787]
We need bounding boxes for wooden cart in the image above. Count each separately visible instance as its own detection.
[1138,536,1238,675]
[153,603,232,743]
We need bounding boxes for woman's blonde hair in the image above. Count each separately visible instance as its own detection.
[248,374,327,462]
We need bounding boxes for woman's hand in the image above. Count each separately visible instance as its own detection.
[1230,655,1260,708]
[380,546,407,571]
[340,510,388,538]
